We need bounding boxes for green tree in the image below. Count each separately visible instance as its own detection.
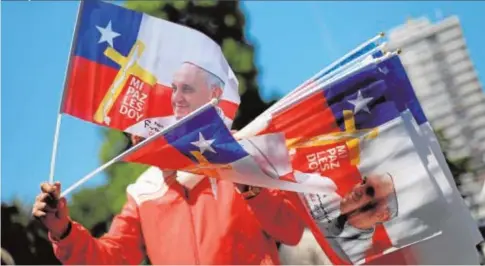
[1,200,61,265]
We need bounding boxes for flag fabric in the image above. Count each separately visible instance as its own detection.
[381,56,483,245]
[236,54,452,264]
[297,81,447,264]
[266,44,384,117]
[123,105,340,195]
[367,55,483,264]
[318,53,482,252]
[61,0,240,137]
[288,41,381,100]
[245,52,480,264]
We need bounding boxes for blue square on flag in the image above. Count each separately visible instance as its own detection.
[164,107,248,164]
[325,79,400,131]
[74,0,142,70]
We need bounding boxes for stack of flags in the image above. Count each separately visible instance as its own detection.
[52,0,482,264]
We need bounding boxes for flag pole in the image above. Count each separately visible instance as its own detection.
[269,42,387,113]
[234,48,384,139]
[61,98,219,198]
[237,43,389,139]
[267,32,385,112]
[271,49,398,115]
[254,33,385,127]
[48,1,84,184]
[48,115,63,184]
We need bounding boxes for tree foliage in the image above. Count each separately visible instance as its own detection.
[1,201,61,265]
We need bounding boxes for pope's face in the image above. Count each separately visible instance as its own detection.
[340,174,395,229]
[171,63,221,120]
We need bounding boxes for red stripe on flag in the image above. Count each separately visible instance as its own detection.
[290,142,363,197]
[364,224,393,261]
[263,90,398,263]
[62,56,117,122]
[218,100,238,120]
[107,81,173,130]
[363,223,415,264]
[280,174,351,265]
[124,136,194,170]
[62,56,175,131]
[261,92,340,139]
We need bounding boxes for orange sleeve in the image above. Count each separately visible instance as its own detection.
[246,189,304,246]
[49,195,145,265]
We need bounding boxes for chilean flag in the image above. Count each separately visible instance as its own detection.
[123,105,339,194]
[322,54,482,260]
[365,55,483,264]
[61,0,240,137]
[236,55,449,264]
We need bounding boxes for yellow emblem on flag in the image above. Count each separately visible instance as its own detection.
[94,40,158,125]
[286,110,379,166]
[184,151,233,179]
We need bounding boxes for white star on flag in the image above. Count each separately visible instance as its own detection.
[191,132,216,154]
[96,20,120,47]
[378,67,389,75]
[348,90,373,114]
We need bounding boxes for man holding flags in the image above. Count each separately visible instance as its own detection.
[32,58,305,265]
[31,1,312,263]
[30,0,483,264]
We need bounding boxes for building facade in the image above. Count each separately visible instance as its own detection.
[387,16,485,172]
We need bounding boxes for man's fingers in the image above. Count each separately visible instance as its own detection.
[32,209,47,218]
[34,201,57,213]
[36,192,58,209]
[36,192,49,202]
[45,194,59,209]
[53,182,61,199]
[34,201,47,211]
[40,182,55,193]
[57,197,68,218]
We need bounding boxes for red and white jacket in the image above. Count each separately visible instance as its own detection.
[50,167,304,264]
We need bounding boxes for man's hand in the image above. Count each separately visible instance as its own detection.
[32,182,70,240]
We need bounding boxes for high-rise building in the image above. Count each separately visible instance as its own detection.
[387,16,485,244]
[387,16,485,172]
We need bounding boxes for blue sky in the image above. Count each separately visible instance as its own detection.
[2,1,484,203]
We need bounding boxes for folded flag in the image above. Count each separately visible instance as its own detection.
[276,39,382,108]
[236,53,450,264]
[313,52,482,249]
[61,0,240,137]
[366,54,483,264]
[123,104,338,194]
[262,38,386,120]
[276,52,481,264]
[57,0,363,197]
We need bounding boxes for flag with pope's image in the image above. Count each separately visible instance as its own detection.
[361,54,483,264]
[56,0,388,195]
[235,53,449,264]
[57,0,348,195]
[120,100,342,195]
[310,52,482,264]
[60,0,240,136]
